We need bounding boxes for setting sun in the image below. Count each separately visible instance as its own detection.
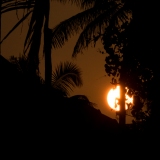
[107,86,133,111]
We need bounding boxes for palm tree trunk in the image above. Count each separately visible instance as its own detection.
[44,27,52,88]
[44,0,52,88]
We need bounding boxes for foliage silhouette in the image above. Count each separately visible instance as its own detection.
[52,0,131,57]
[3,55,155,155]
[9,55,83,96]
[1,1,159,153]
[102,1,160,130]
[51,0,130,125]
[1,55,119,141]
[52,61,83,96]
[51,0,160,128]
[2,0,78,87]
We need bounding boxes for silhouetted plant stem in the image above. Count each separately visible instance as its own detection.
[44,28,52,88]
[44,13,52,87]
[43,0,52,88]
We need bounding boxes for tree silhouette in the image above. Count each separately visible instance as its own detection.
[1,0,76,87]
[1,0,130,89]
[52,61,83,96]
[2,0,53,86]
[52,0,131,57]
[102,1,160,128]
[51,0,131,125]
[9,55,83,96]
[52,0,160,127]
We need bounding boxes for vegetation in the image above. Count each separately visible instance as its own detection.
[51,0,160,130]
[9,55,83,96]
[2,0,75,87]
[102,1,160,130]
[1,0,130,86]
[1,0,159,147]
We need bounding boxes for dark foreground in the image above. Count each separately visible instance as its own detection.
[1,94,158,158]
[1,55,158,158]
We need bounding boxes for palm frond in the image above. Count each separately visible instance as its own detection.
[51,7,105,49]
[51,1,128,56]
[54,0,95,9]
[1,0,35,14]
[0,10,32,44]
[52,61,83,96]
[116,3,132,25]
[23,1,45,72]
[72,11,110,57]
[24,1,44,54]
[72,3,125,57]
[54,0,121,10]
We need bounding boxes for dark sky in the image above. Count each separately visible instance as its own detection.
[1,1,133,123]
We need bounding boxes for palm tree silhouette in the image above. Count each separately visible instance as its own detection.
[9,55,83,96]
[2,0,131,125]
[1,0,131,88]
[51,0,131,125]
[52,0,131,57]
[52,61,83,96]
[2,0,53,87]
[1,0,67,87]
[53,1,160,126]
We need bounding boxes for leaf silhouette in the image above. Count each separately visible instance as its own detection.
[52,62,83,96]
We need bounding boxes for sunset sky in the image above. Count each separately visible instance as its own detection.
[1,1,133,123]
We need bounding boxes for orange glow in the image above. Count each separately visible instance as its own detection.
[107,86,133,111]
